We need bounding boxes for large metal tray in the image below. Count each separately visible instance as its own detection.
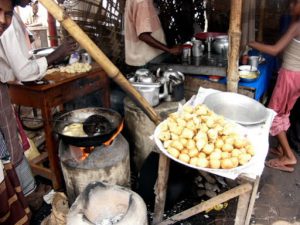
[203,92,268,125]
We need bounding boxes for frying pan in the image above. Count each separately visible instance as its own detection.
[53,107,122,147]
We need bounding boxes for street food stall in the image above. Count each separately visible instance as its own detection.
[10,0,283,224]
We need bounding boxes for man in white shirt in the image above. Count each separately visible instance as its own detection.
[0,0,77,212]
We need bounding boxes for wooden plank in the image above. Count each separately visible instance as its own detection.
[156,183,252,225]
[30,163,52,180]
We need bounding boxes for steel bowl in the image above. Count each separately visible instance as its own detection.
[239,70,260,83]
[203,92,268,125]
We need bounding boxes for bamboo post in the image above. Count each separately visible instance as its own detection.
[38,0,160,125]
[156,183,252,225]
[258,0,266,42]
[227,0,243,93]
[248,0,256,42]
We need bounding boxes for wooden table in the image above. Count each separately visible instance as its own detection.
[8,65,110,190]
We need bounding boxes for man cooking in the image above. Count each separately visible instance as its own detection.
[0,0,77,212]
[124,0,182,72]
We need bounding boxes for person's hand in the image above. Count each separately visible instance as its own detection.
[46,38,79,65]
[55,38,78,59]
[168,45,183,55]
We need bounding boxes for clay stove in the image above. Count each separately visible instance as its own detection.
[59,134,131,204]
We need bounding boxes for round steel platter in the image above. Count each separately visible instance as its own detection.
[203,92,268,125]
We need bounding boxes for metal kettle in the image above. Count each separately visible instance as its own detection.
[134,68,156,83]
[156,68,185,101]
[129,68,168,106]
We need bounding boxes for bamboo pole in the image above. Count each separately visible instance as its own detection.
[227,0,243,93]
[156,183,253,225]
[38,0,160,125]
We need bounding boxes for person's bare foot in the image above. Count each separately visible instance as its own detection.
[265,159,294,172]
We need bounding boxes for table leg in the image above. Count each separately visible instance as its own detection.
[99,73,111,108]
[152,154,170,224]
[41,104,63,190]
[234,183,252,225]
[244,176,260,225]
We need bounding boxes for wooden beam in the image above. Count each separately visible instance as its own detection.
[156,183,252,225]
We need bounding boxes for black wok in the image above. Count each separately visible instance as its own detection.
[53,107,122,147]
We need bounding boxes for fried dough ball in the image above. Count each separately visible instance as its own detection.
[167,147,180,158]
[231,157,239,167]
[159,131,171,141]
[169,112,180,120]
[198,152,207,158]
[163,140,172,149]
[171,140,184,151]
[221,158,234,169]
[245,144,255,156]
[160,122,169,132]
[210,151,222,160]
[170,133,179,140]
[221,152,231,159]
[186,120,196,130]
[210,159,221,169]
[239,153,252,165]
[207,129,218,140]
[222,143,234,152]
[234,138,247,149]
[182,112,193,121]
[192,117,201,128]
[188,149,199,158]
[177,118,187,127]
[179,153,190,163]
[231,149,242,157]
[206,117,216,128]
[215,139,224,149]
[197,158,209,168]
[179,138,188,147]
[183,105,194,113]
[199,124,209,133]
[196,139,207,151]
[181,128,194,139]
[190,157,199,166]
[186,139,196,150]
[195,131,208,141]
[202,143,214,155]
[195,105,208,115]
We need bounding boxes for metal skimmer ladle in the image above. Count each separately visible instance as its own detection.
[82,114,111,136]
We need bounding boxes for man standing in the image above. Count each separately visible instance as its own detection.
[0,0,77,212]
[124,0,182,70]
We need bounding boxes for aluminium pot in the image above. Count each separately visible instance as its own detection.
[53,107,122,147]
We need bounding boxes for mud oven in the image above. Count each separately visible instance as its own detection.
[58,133,131,204]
